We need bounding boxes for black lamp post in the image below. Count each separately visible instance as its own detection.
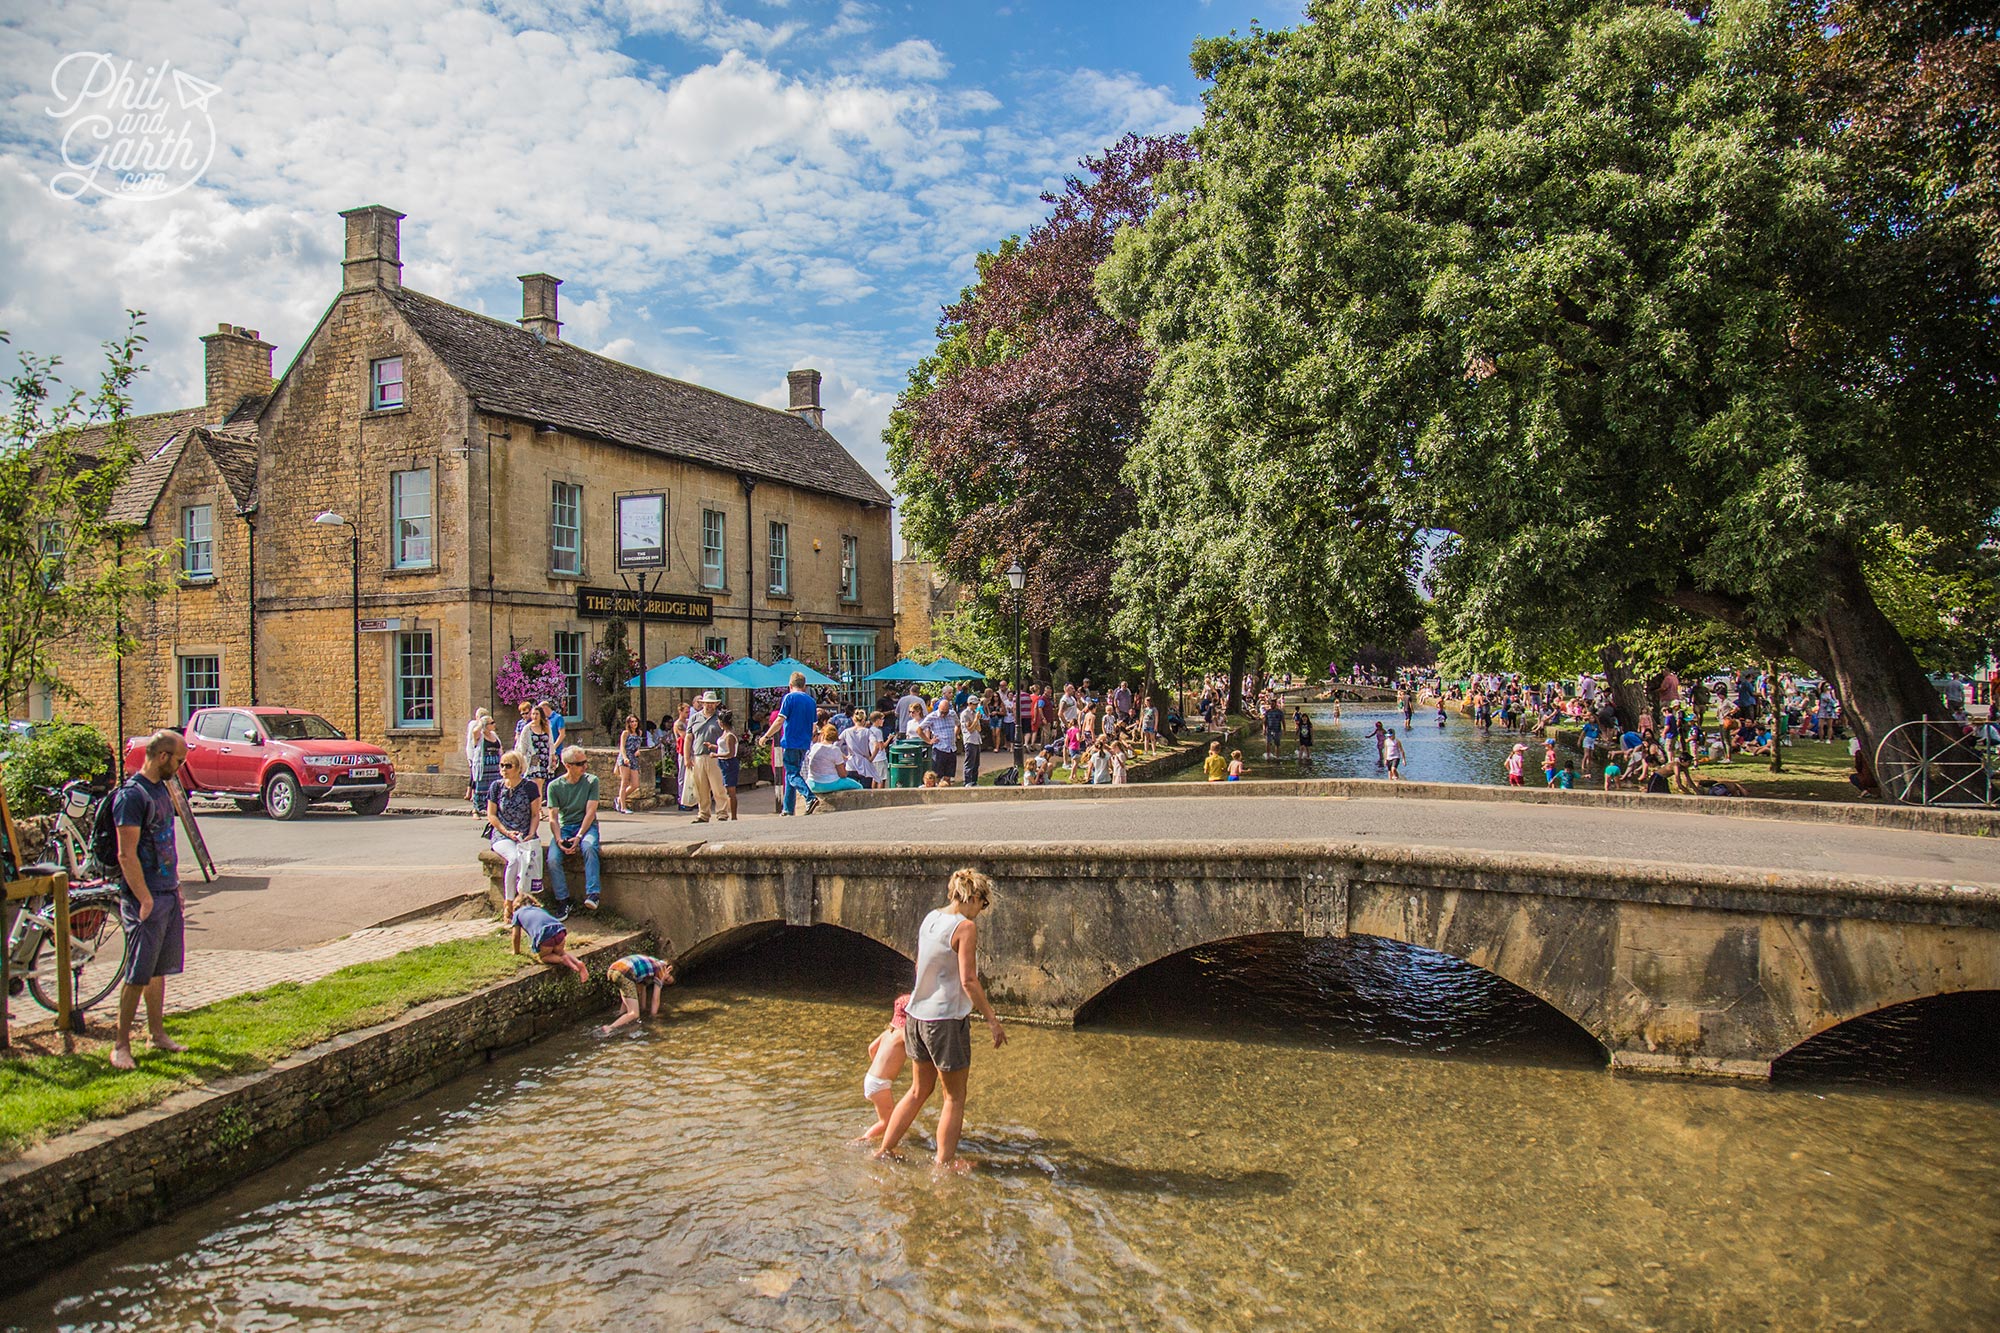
[1006,558,1026,775]
[313,510,361,739]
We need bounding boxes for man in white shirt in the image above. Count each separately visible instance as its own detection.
[922,699,960,780]
[958,698,985,785]
[841,713,883,788]
[1058,684,1082,730]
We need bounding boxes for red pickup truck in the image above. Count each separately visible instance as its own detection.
[126,707,397,819]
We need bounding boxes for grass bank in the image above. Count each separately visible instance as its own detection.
[0,933,531,1160]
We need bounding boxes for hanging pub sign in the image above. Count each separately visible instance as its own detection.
[576,586,713,625]
[616,492,667,569]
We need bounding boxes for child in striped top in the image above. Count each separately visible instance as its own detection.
[599,951,676,1034]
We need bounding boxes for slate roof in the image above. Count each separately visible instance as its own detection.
[84,406,215,527]
[386,288,892,507]
[92,417,261,527]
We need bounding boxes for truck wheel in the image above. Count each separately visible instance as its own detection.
[263,771,306,821]
[349,792,391,816]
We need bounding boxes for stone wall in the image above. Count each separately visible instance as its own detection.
[0,929,641,1291]
[819,772,2000,837]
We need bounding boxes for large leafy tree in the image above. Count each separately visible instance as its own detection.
[0,317,171,715]
[1101,0,2000,763]
[888,134,1192,681]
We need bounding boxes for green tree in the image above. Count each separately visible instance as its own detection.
[1101,0,2000,763]
[0,316,171,715]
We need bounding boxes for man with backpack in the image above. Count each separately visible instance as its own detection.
[105,730,191,1070]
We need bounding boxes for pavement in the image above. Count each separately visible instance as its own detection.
[669,792,2000,887]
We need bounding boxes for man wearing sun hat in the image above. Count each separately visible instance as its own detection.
[685,690,727,823]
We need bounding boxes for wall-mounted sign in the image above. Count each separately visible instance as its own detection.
[576,586,713,625]
[616,492,667,569]
[357,617,403,633]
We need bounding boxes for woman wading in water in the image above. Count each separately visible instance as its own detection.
[874,868,1007,1171]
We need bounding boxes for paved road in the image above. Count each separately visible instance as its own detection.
[685,794,2000,886]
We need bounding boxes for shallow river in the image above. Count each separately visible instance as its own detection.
[10,930,1998,1331]
[1181,702,1536,786]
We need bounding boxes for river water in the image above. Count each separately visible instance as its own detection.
[10,929,1998,1331]
[1179,703,1532,786]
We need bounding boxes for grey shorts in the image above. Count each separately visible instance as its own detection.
[904,1015,972,1072]
[120,889,185,986]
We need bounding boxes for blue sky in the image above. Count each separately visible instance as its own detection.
[1,0,1299,494]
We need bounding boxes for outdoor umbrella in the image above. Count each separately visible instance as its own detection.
[927,657,986,681]
[625,655,738,691]
[718,657,788,689]
[863,658,942,683]
[768,656,839,687]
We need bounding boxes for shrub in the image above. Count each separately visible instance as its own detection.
[2,719,113,817]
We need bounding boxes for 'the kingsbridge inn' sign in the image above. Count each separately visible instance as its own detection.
[575,586,714,624]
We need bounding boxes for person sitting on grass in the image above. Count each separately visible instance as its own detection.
[513,902,587,978]
[600,951,676,1034]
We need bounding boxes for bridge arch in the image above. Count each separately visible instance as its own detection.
[1773,989,2000,1085]
[1074,931,1609,1063]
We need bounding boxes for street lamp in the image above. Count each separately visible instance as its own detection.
[313,511,361,740]
[1006,558,1026,776]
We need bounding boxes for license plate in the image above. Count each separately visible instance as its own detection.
[348,767,380,778]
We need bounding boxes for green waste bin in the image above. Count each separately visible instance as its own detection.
[888,739,928,789]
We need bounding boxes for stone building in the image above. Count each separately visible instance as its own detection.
[46,205,895,793]
[892,557,968,658]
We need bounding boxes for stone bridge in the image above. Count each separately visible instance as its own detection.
[497,833,2000,1079]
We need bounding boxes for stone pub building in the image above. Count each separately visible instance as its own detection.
[49,206,894,794]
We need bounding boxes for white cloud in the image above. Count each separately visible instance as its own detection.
[862,38,949,81]
[0,1,1208,500]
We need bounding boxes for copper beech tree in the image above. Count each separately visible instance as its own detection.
[887,134,1192,681]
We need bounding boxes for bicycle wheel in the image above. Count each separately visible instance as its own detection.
[28,898,130,1012]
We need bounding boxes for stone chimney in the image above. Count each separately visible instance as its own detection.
[518,273,562,342]
[787,368,824,429]
[199,323,275,415]
[340,204,405,293]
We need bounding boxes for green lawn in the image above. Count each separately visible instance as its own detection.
[0,933,534,1160]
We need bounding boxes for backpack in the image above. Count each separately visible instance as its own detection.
[89,776,143,879]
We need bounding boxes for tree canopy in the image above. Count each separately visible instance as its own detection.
[0,316,170,716]
[1099,0,1999,757]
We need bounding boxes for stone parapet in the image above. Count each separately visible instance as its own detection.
[817,774,2000,838]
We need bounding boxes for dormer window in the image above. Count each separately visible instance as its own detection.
[371,356,405,410]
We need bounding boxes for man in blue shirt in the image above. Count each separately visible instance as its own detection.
[759,671,822,815]
[111,730,190,1071]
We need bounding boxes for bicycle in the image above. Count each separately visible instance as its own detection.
[5,878,130,1013]
[37,780,100,878]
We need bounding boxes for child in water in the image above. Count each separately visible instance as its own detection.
[512,902,587,978]
[856,994,912,1143]
[599,951,676,1034]
[1436,704,1448,727]
[1204,741,1227,782]
[1226,749,1246,780]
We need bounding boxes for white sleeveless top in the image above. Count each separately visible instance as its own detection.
[905,907,972,1022]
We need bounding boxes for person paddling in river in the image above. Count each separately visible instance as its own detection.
[856,994,913,1143]
[874,869,1007,1171]
[600,952,676,1034]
